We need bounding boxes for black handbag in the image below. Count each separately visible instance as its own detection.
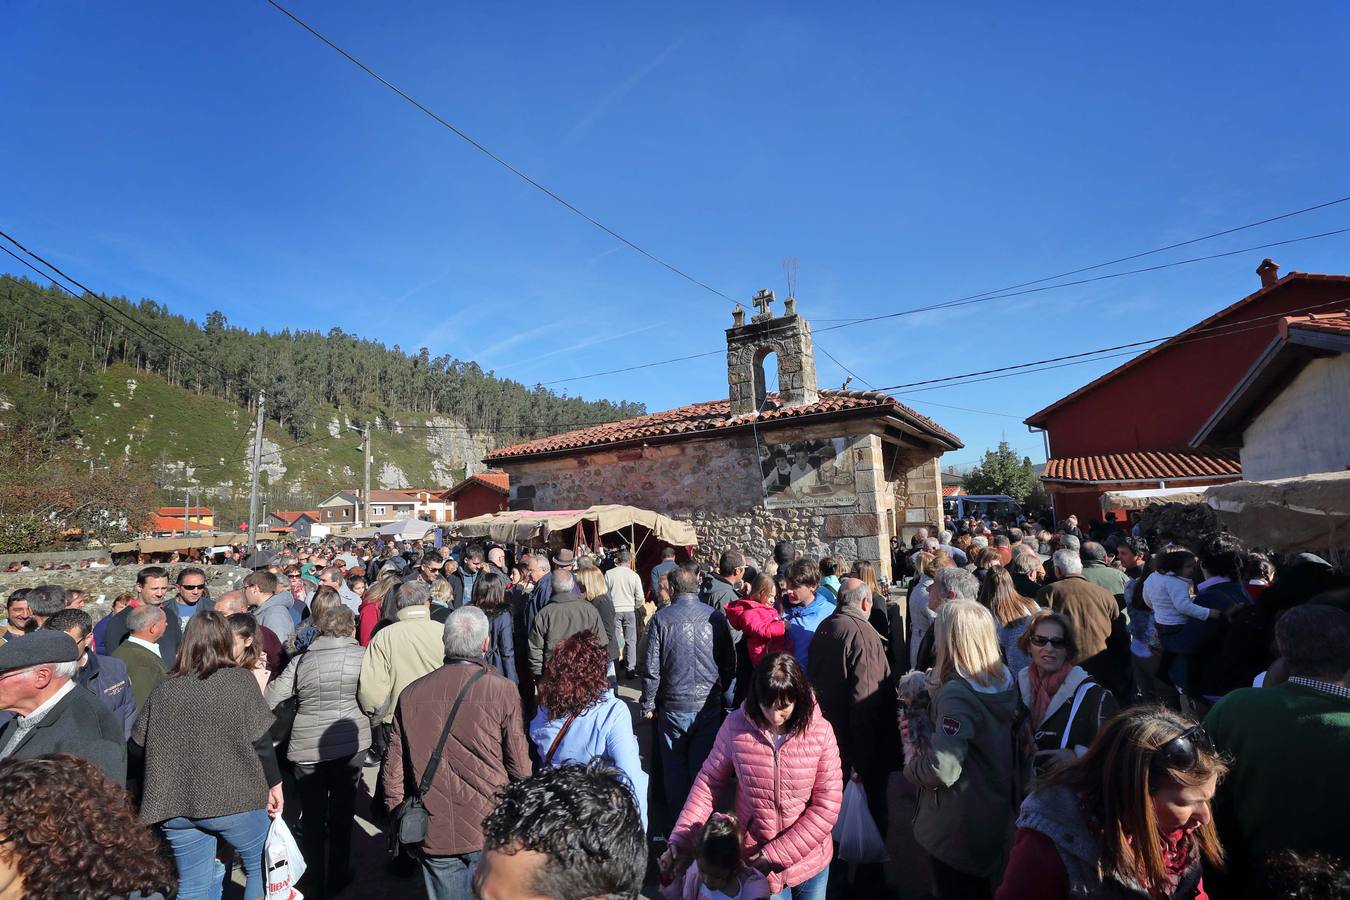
[391,668,488,846]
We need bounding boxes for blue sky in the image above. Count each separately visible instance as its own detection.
[4,1,1349,466]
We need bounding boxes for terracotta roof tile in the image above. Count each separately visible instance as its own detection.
[444,469,510,498]
[487,390,961,462]
[1042,450,1241,484]
[942,485,964,497]
[1283,309,1350,338]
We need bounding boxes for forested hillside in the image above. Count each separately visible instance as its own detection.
[1,274,644,445]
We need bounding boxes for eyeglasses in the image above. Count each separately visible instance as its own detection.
[180,584,206,591]
[1154,723,1214,772]
[1028,634,1068,648]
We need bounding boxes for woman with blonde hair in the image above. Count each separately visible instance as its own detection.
[576,561,621,691]
[997,707,1225,899]
[903,600,1020,898]
[977,566,1041,674]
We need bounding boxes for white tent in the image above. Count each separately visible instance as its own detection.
[1207,471,1350,556]
[1102,485,1214,511]
[374,518,437,540]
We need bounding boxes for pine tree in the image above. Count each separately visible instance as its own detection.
[963,440,1038,502]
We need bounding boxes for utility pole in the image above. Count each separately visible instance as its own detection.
[182,486,191,539]
[362,425,372,527]
[246,390,266,555]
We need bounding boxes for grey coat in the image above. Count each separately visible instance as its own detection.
[266,635,370,764]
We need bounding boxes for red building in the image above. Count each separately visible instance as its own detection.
[443,469,510,520]
[1024,260,1350,525]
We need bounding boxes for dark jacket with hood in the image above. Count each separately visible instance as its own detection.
[904,668,1022,877]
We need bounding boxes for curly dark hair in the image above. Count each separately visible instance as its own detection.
[0,754,175,899]
[479,762,646,899]
[535,631,608,719]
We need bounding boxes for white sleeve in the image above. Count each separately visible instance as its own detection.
[1168,578,1212,621]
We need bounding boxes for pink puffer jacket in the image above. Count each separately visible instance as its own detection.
[670,705,843,894]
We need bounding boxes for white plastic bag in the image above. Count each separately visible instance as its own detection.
[832,778,887,863]
[265,816,307,900]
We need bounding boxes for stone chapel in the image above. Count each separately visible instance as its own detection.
[484,292,962,578]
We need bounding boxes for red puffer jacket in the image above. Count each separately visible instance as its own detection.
[725,598,790,667]
[670,703,842,894]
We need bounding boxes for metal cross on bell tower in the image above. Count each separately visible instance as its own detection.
[751,288,776,322]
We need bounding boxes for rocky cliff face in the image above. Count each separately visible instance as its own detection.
[416,416,496,481]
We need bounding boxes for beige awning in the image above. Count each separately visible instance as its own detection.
[1102,485,1213,511]
[111,533,249,554]
[1207,471,1350,555]
[447,504,698,547]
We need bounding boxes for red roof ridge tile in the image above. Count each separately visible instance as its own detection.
[1041,448,1241,484]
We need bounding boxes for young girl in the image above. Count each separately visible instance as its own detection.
[665,814,770,900]
[725,575,790,667]
[1143,548,1219,629]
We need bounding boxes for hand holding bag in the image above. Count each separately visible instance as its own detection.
[391,668,488,847]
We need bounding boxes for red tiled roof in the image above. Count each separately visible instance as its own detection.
[942,485,964,497]
[1025,272,1350,427]
[273,510,320,524]
[486,390,962,461]
[1042,450,1241,484]
[1283,309,1350,338]
[444,469,509,498]
[150,515,206,532]
[155,506,213,517]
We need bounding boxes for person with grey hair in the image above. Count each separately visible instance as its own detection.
[112,603,168,709]
[44,608,137,739]
[1205,604,1350,892]
[936,531,970,567]
[1081,540,1127,606]
[384,604,530,899]
[24,584,69,628]
[1058,533,1082,557]
[806,577,897,874]
[1037,548,1128,698]
[527,569,605,678]
[358,571,445,741]
[604,547,645,680]
[319,564,363,614]
[913,567,983,669]
[1010,548,1046,598]
[0,630,126,781]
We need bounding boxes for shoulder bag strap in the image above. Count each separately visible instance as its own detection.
[415,668,488,798]
[544,712,578,767]
[1059,681,1094,750]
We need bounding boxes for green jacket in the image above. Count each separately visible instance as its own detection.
[903,670,1023,877]
[1205,681,1350,870]
[112,640,167,710]
[1081,560,1127,607]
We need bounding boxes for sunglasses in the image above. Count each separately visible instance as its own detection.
[1154,723,1214,773]
[1029,634,1069,648]
[180,584,206,591]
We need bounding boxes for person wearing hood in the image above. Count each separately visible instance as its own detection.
[902,599,1022,898]
[1014,610,1117,779]
[997,707,1224,900]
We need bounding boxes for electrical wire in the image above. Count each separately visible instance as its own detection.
[263,0,736,306]
[542,224,1350,385]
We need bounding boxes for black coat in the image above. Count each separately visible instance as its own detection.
[0,684,127,783]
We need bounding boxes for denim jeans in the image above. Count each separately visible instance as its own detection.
[422,850,481,900]
[615,610,639,673]
[771,865,829,900]
[161,807,270,900]
[657,706,720,832]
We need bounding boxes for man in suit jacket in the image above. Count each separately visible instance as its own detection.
[98,565,183,661]
[111,604,169,709]
[44,609,137,740]
[0,631,127,783]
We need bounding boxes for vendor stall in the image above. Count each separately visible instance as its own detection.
[1207,471,1350,559]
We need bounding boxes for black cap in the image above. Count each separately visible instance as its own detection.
[0,630,79,672]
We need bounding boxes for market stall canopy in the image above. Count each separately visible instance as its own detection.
[1207,471,1350,555]
[448,505,698,547]
[1102,485,1214,511]
[375,518,437,540]
[111,533,249,554]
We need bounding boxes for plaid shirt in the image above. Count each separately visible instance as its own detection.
[1288,676,1350,702]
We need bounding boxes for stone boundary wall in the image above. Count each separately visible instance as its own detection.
[0,564,248,624]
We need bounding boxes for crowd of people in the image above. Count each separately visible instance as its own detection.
[1,510,1349,899]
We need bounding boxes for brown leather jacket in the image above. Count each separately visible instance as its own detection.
[382,658,532,856]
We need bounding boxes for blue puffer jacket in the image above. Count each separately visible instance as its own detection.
[784,589,837,671]
[640,594,734,714]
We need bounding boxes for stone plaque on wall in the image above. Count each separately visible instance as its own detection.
[759,436,856,509]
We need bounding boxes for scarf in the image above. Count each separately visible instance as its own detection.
[1029,664,1072,725]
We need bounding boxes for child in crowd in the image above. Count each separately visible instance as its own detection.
[664,813,770,900]
[1142,548,1220,629]
[725,575,789,668]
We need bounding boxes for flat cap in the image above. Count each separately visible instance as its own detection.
[0,630,79,672]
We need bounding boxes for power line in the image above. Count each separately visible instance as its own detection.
[263,0,736,307]
[0,231,262,395]
[543,223,1350,385]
